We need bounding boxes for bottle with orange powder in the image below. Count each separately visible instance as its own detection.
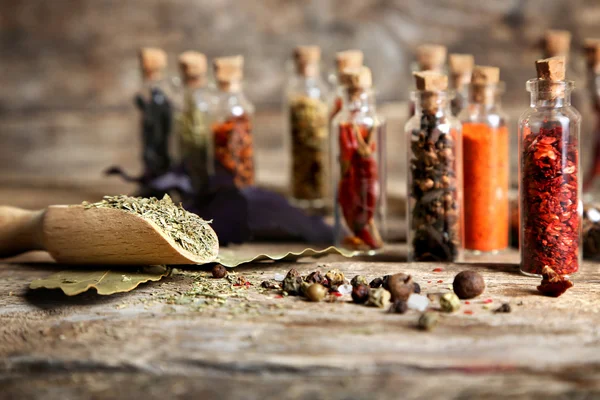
[459,66,509,253]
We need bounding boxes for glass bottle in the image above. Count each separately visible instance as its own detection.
[284,46,329,210]
[176,51,213,195]
[409,44,447,117]
[331,67,386,253]
[210,55,255,188]
[448,53,474,116]
[459,66,509,253]
[329,50,364,124]
[518,57,581,277]
[583,38,600,192]
[135,47,174,180]
[405,71,463,262]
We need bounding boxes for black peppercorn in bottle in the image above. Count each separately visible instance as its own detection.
[405,71,463,262]
[136,47,174,180]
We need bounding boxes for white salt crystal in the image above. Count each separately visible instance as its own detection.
[337,284,353,295]
[274,273,285,282]
[407,294,430,312]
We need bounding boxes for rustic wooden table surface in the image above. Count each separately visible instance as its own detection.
[1,187,600,400]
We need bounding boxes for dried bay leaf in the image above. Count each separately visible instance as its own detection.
[216,246,357,268]
[29,266,170,296]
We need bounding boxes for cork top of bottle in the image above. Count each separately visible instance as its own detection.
[335,50,364,73]
[416,44,447,71]
[584,38,600,73]
[345,66,372,90]
[294,45,321,77]
[472,66,500,85]
[178,51,207,87]
[448,53,474,89]
[544,29,571,57]
[413,71,448,91]
[536,56,566,81]
[213,55,244,91]
[139,47,167,80]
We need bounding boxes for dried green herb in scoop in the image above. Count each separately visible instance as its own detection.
[83,194,218,258]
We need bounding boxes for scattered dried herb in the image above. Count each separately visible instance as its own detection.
[537,266,573,297]
[494,303,511,313]
[211,265,227,279]
[260,280,280,289]
[453,270,485,299]
[351,284,370,304]
[351,275,369,287]
[366,288,391,308]
[305,270,325,284]
[289,96,328,201]
[83,194,218,259]
[212,114,255,188]
[521,123,580,275]
[325,269,345,289]
[440,292,461,312]
[409,112,460,261]
[418,312,439,331]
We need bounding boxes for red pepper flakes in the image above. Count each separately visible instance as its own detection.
[521,124,579,276]
[427,281,432,284]
[432,268,444,272]
[464,310,474,315]
[483,299,493,304]
[337,122,383,250]
[212,113,255,188]
[333,292,343,297]
[465,301,471,305]
[275,294,283,299]
[437,280,444,283]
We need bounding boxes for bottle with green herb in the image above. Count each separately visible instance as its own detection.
[284,46,329,209]
[136,47,174,180]
[176,51,213,194]
[211,56,255,188]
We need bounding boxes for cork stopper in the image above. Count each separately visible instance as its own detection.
[213,55,244,92]
[471,66,500,104]
[544,29,571,57]
[584,38,600,73]
[335,50,364,73]
[413,71,448,91]
[448,53,474,89]
[139,47,167,80]
[294,45,321,77]
[344,66,372,99]
[416,44,447,71]
[535,56,566,100]
[178,51,207,88]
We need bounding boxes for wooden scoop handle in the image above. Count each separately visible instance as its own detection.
[0,206,45,258]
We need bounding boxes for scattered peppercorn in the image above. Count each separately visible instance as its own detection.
[211,264,227,279]
[366,288,391,308]
[418,312,439,331]
[494,303,511,313]
[351,275,369,287]
[537,266,573,297]
[282,268,303,295]
[387,273,415,301]
[382,275,392,291]
[325,269,345,289]
[413,282,421,294]
[369,277,383,288]
[351,284,370,304]
[305,270,324,284]
[453,270,485,299]
[388,299,408,314]
[260,280,280,290]
[305,283,328,302]
[440,292,461,312]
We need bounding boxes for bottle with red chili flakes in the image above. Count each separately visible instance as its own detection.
[519,56,582,277]
[211,55,255,188]
[328,50,364,124]
[405,71,463,262]
[459,66,509,253]
[331,66,386,253]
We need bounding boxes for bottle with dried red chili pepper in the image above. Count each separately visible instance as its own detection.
[135,47,174,180]
[331,66,386,253]
[210,56,255,188]
[459,66,509,253]
[284,46,329,209]
[328,50,364,125]
[519,56,582,277]
[405,71,463,262]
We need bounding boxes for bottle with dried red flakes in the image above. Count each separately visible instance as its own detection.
[518,56,582,277]
[405,71,463,262]
[331,66,386,253]
[210,55,255,188]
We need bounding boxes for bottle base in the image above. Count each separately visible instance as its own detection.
[465,247,508,256]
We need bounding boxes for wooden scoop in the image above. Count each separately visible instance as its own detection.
[0,205,219,265]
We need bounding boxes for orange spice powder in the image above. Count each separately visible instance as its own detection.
[463,122,509,251]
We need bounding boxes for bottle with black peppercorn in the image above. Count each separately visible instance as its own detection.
[518,56,581,277]
[405,71,463,262]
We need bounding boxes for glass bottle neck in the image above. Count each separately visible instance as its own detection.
[342,89,376,112]
[526,79,573,108]
[412,91,451,115]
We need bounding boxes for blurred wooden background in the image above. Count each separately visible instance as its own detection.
[1,0,600,204]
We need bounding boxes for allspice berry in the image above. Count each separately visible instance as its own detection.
[453,270,485,299]
[387,273,414,301]
[388,299,408,314]
[306,283,328,302]
[351,284,370,304]
[211,264,227,279]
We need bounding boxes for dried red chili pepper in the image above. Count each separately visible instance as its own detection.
[212,113,255,188]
